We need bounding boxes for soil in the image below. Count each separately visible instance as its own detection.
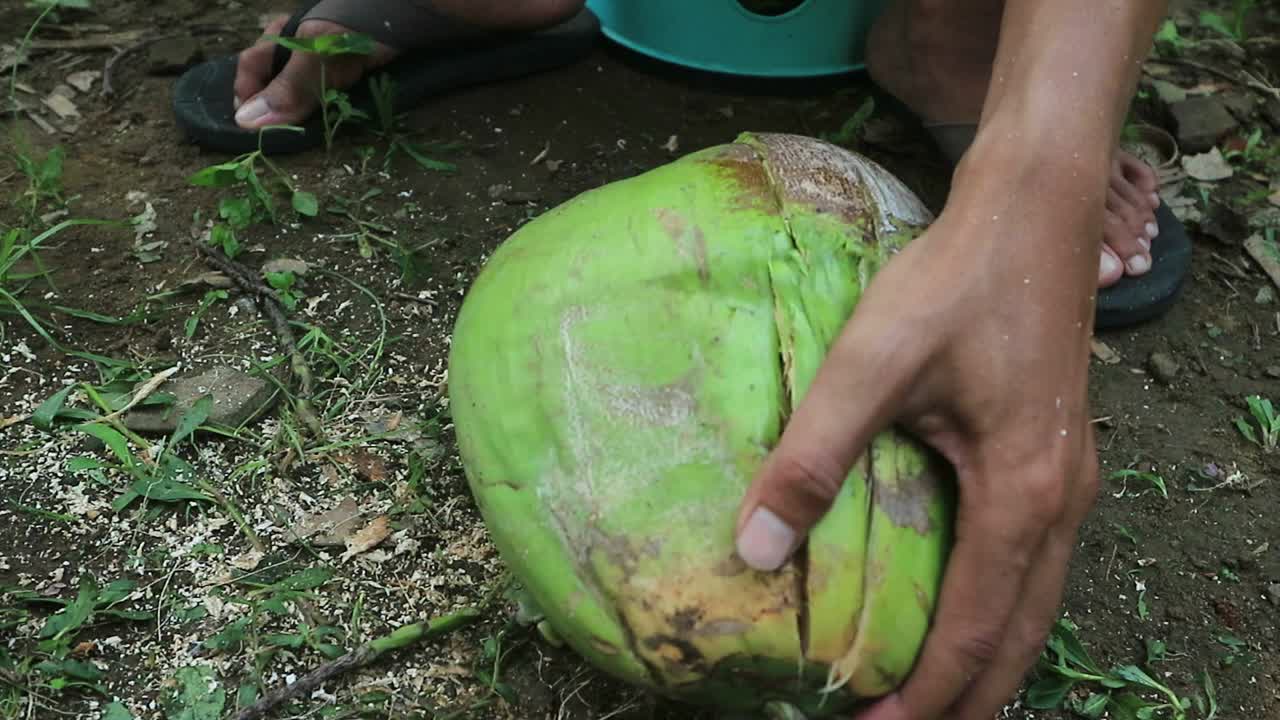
[1,1,1278,719]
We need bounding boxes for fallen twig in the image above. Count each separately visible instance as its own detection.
[1146,57,1280,100]
[193,241,326,440]
[233,608,481,720]
[92,365,180,424]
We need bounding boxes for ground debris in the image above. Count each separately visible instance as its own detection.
[1170,96,1239,153]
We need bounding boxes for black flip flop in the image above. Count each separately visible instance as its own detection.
[927,122,1192,331]
[172,2,601,155]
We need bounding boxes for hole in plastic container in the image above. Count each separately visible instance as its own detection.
[737,0,806,17]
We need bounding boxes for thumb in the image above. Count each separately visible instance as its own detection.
[734,323,922,571]
[234,50,325,130]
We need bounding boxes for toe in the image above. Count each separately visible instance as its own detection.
[1099,245,1124,287]
[1102,212,1151,277]
[1116,151,1160,209]
[234,15,289,107]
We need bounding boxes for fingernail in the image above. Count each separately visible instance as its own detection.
[737,507,795,571]
[1100,251,1121,278]
[1149,192,1160,207]
[1138,236,1151,252]
[1126,253,1151,274]
[1145,222,1159,239]
[234,96,270,126]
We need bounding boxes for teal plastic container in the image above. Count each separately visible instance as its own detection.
[584,0,888,78]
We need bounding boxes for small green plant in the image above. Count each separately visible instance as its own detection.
[264,269,301,310]
[1198,0,1256,41]
[1234,394,1278,451]
[1109,469,1169,498]
[266,32,375,156]
[1027,618,1193,719]
[822,96,876,147]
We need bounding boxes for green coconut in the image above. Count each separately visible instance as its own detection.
[447,132,955,717]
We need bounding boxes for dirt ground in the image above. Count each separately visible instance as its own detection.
[2,1,1278,719]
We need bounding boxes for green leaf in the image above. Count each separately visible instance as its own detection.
[1111,664,1167,693]
[37,578,98,640]
[1025,675,1074,709]
[128,476,211,504]
[268,32,375,56]
[188,161,245,188]
[1108,692,1152,720]
[171,395,213,446]
[202,617,251,651]
[1198,11,1236,39]
[1072,692,1109,718]
[265,271,295,291]
[399,141,458,172]
[273,567,334,592]
[164,665,226,720]
[97,579,137,606]
[74,423,137,470]
[218,196,254,230]
[31,385,75,431]
[292,190,319,217]
[264,633,306,648]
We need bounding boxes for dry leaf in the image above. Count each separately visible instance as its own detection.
[1181,148,1233,181]
[41,92,79,120]
[286,497,363,547]
[336,450,387,483]
[180,272,233,289]
[1090,339,1121,365]
[261,258,310,276]
[342,516,391,560]
[1243,233,1280,294]
[230,549,264,571]
[66,70,100,92]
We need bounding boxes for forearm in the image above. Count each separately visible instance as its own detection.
[974,0,1167,162]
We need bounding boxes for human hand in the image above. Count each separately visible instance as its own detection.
[733,151,1104,719]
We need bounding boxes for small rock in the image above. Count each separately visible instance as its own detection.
[1266,583,1280,606]
[123,366,275,434]
[1265,366,1280,379]
[1149,79,1187,105]
[1219,90,1258,121]
[1148,351,1180,384]
[146,36,204,75]
[1170,96,1239,154]
[1164,603,1189,621]
[1265,97,1280,131]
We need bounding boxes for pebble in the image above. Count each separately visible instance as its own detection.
[1266,366,1280,379]
[1148,351,1181,384]
[123,366,274,434]
[1267,583,1280,607]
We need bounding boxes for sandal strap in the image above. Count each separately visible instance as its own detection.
[300,0,493,51]
[271,0,494,74]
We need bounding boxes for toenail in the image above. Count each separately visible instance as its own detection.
[234,96,270,126]
[1149,193,1160,207]
[1100,252,1121,278]
[1145,222,1158,239]
[1126,254,1150,274]
[1138,236,1151,252]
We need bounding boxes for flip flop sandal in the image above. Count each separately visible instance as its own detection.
[173,0,601,155]
[927,122,1192,331]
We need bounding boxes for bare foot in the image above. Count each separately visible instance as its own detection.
[232,14,398,130]
[864,0,1161,289]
